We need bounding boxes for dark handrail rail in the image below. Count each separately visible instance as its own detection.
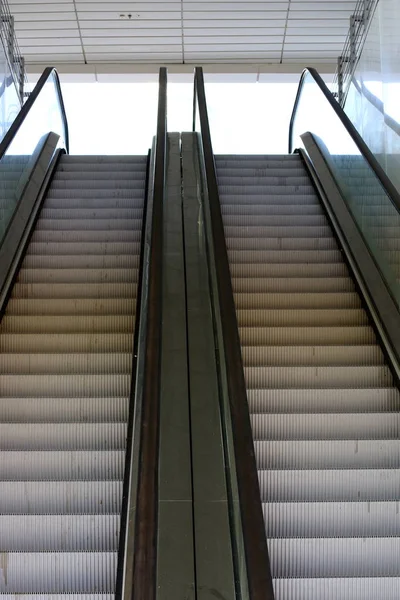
[193,66,275,600]
[289,67,400,214]
[131,67,166,600]
[115,151,151,596]
[0,66,69,156]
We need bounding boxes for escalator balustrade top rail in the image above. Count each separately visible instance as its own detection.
[193,65,275,600]
[289,67,400,215]
[130,66,167,600]
[0,66,69,157]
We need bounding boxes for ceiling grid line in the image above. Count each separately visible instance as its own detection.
[280,0,292,64]
[6,0,359,68]
[72,0,87,64]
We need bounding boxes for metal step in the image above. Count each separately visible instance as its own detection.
[237,308,367,326]
[219,193,320,205]
[268,537,400,577]
[231,263,348,278]
[11,283,138,299]
[258,468,400,501]
[35,218,142,231]
[242,345,383,366]
[0,154,146,593]
[263,501,400,537]
[251,413,400,440]
[216,154,400,597]
[0,396,128,422]
[0,352,132,373]
[226,236,338,250]
[0,333,133,353]
[0,423,126,450]
[234,292,361,309]
[0,480,122,513]
[17,267,139,284]
[22,254,140,269]
[247,387,400,413]
[232,277,355,293]
[273,577,400,600]
[221,203,324,215]
[1,315,135,333]
[228,249,343,264]
[0,552,117,592]
[0,514,120,550]
[7,298,137,316]
[244,365,392,389]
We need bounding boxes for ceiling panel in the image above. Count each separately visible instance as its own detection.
[8,0,358,67]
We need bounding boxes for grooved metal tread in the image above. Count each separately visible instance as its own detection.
[0,154,146,593]
[216,154,400,597]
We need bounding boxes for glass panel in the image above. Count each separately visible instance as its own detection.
[292,70,400,308]
[0,42,20,144]
[344,0,400,197]
[0,71,67,239]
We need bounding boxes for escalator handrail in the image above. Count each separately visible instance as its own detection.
[193,66,275,600]
[289,67,400,214]
[0,66,69,157]
[131,67,167,600]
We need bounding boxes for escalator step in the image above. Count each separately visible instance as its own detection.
[258,468,400,501]
[0,373,132,396]
[11,282,138,299]
[244,365,392,388]
[0,515,120,551]
[232,276,355,293]
[0,396,128,422]
[0,333,133,353]
[0,450,125,480]
[239,326,375,346]
[7,298,137,315]
[273,577,400,600]
[247,387,400,413]
[0,423,126,450]
[251,412,400,440]
[228,249,342,263]
[0,480,122,513]
[242,345,383,366]
[22,254,140,269]
[234,292,361,309]
[226,236,338,250]
[0,552,117,593]
[17,267,139,283]
[0,352,132,373]
[263,501,400,537]
[254,439,400,469]
[268,537,400,577]
[1,315,135,333]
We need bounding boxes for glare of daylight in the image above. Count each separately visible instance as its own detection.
[60,81,299,155]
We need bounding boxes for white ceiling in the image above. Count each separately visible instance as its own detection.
[8,0,357,68]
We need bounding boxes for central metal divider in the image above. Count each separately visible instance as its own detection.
[154,132,238,599]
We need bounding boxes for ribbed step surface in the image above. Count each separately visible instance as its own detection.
[0,154,146,593]
[216,154,400,599]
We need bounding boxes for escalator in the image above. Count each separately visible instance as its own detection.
[0,154,146,593]
[215,152,400,597]
[193,67,400,599]
[0,66,168,596]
